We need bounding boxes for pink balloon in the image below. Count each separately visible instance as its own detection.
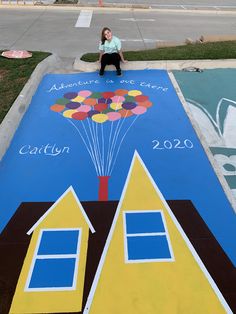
[132,106,147,115]
[78,90,92,97]
[77,105,91,112]
[111,95,125,103]
[107,112,121,121]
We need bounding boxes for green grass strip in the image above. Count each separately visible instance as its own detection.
[0,51,50,124]
[81,41,236,62]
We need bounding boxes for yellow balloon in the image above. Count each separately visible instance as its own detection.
[92,114,108,123]
[63,110,77,118]
[110,102,123,110]
[128,90,142,96]
[72,95,85,103]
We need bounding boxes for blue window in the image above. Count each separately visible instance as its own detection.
[124,211,174,263]
[26,229,81,291]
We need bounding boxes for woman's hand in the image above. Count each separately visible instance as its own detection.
[122,59,128,63]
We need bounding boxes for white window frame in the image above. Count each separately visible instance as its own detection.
[123,210,175,263]
[25,228,82,291]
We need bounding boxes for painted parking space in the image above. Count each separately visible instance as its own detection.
[173,69,236,199]
[0,70,235,313]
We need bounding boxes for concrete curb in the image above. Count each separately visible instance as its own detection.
[0,54,74,161]
[74,58,236,72]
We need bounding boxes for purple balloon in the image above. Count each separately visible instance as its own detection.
[98,98,106,104]
[64,92,78,99]
[88,110,100,118]
[66,102,81,109]
[106,98,112,104]
[97,98,112,104]
[122,102,137,110]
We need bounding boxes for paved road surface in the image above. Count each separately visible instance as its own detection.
[0,6,236,57]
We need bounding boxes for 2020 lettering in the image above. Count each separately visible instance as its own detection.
[152,139,194,150]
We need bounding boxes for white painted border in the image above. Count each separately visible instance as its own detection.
[83,150,233,314]
[123,210,175,263]
[27,186,95,235]
[25,227,81,292]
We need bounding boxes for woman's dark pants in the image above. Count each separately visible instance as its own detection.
[100,53,121,73]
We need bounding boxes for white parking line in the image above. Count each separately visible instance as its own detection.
[75,10,93,28]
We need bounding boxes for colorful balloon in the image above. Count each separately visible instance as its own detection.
[64,92,78,100]
[77,105,91,112]
[63,109,78,118]
[119,109,133,117]
[66,102,81,109]
[72,95,85,103]
[72,112,88,120]
[132,106,147,115]
[50,104,65,112]
[135,95,149,102]
[102,91,115,99]
[111,95,125,103]
[94,103,108,112]
[138,100,153,108]
[78,90,92,97]
[92,113,108,123]
[88,110,100,118]
[110,102,123,110]
[128,90,142,97]
[115,89,128,96]
[107,112,121,121]
[83,98,97,106]
[122,102,136,110]
[55,98,69,105]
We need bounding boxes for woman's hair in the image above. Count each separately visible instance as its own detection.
[101,27,111,45]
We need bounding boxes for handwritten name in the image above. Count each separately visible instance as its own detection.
[19,144,70,156]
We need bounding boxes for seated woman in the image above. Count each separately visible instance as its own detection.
[98,27,127,76]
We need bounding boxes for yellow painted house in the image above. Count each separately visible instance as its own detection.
[84,152,232,314]
[10,186,95,314]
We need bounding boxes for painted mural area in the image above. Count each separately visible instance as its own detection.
[174,69,236,199]
[0,70,235,314]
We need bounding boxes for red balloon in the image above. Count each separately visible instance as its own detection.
[102,91,115,99]
[72,112,88,120]
[94,103,108,112]
[135,95,149,102]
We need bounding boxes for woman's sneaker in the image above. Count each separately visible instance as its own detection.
[99,70,104,76]
[116,69,122,76]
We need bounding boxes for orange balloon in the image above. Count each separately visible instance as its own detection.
[83,98,97,106]
[50,104,65,112]
[115,89,128,96]
[119,109,133,118]
[138,100,153,108]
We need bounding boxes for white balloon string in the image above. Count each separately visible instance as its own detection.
[87,118,101,176]
[65,117,99,176]
[95,121,103,175]
[92,120,102,176]
[109,115,139,176]
[105,121,114,176]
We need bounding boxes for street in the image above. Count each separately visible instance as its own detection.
[0,6,236,57]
